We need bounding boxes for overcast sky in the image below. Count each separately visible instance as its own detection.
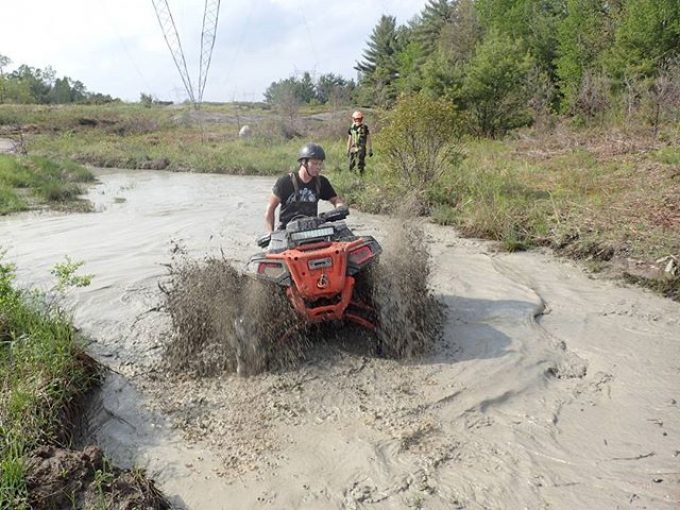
[0,0,425,103]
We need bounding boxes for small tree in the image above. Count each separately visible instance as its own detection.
[460,29,534,137]
[377,94,462,193]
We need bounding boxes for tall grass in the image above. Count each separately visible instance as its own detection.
[0,260,99,508]
[0,155,94,214]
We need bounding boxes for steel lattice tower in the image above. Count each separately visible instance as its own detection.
[152,0,221,105]
[198,0,221,103]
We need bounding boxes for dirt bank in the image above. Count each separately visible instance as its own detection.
[0,169,678,509]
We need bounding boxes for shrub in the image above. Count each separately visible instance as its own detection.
[376,94,462,195]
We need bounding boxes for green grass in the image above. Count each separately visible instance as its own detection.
[652,146,680,166]
[0,260,99,508]
[0,154,94,214]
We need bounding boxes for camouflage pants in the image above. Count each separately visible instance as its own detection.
[348,146,367,174]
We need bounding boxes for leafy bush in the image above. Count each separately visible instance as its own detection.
[376,94,462,194]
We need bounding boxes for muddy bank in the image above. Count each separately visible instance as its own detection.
[24,444,168,510]
[0,169,678,509]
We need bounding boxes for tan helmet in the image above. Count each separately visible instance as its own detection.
[352,110,364,121]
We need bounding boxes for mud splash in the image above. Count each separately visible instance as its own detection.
[161,221,444,377]
[372,221,445,357]
[161,249,305,376]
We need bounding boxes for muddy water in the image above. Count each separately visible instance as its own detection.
[1,169,678,509]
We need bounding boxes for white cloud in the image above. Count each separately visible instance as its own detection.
[0,0,426,102]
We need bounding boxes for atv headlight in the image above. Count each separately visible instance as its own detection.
[251,260,288,279]
[348,245,374,265]
[290,226,334,242]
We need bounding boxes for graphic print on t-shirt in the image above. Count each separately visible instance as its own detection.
[287,187,316,204]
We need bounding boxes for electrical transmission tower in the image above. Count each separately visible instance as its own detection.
[151,0,221,105]
[198,0,220,103]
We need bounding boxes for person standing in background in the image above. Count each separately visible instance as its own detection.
[346,110,373,175]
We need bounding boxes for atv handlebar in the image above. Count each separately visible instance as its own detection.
[256,233,272,248]
[319,206,349,223]
[255,207,350,248]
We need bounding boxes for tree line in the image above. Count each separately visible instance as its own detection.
[353,0,679,136]
[0,54,117,105]
[264,72,356,108]
[266,0,679,137]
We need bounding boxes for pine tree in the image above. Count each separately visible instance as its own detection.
[411,0,455,59]
[355,15,404,106]
[555,0,618,112]
[608,0,680,79]
[461,29,535,137]
[476,0,566,80]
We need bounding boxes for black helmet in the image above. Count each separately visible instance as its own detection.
[297,142,326,162]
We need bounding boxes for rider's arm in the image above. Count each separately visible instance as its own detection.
[265,193,281,232]
[346,134,352,153]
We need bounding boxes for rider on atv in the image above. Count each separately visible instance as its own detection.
[265,143,345,232]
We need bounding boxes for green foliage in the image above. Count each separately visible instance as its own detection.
[476,0,564,78]
[437,0,483,67]
[460,29,535,137]
[355,15,405,107]
[376,94,462,193]
[264,73,355,106]
[0,58,115,105]
[0,183,27,215]
[419,0,482,102]
[606,0,680,79]
[0,154,93,213]
[556,0,619,112]
[0,257,99,508]
[410,0,455,60]
[50,256,94,292]
[395,40,426,96]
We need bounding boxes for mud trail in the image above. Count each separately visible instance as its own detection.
[0,169,678,509]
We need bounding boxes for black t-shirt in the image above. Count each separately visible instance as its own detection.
[273,173,337,229]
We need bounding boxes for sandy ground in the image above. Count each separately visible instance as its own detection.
[0,168,678,509]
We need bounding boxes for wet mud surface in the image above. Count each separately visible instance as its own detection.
[0,169,679,509]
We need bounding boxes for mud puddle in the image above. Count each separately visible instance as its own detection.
[0,169,678,509]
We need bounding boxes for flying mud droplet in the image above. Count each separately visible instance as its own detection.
[371,220,446,358]
[161,249,303,376]
[162,252,243,375]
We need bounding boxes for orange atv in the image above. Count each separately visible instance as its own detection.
[234,206,381,374]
